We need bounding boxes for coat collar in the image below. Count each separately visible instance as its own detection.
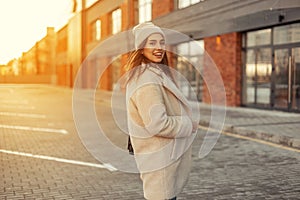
[128,63,192,111]
[160,71,191,110]
[146,63,191,110]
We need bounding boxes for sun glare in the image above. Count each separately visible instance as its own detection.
[0,0,73,65]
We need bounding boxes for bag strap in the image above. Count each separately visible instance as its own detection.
[127,136,134,155]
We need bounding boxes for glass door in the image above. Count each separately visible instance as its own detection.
[245,48,272,106]
[274,47,300,111]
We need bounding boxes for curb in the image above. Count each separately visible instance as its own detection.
[199,120,300,150]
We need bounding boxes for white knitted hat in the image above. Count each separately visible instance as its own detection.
[132,22,165,49]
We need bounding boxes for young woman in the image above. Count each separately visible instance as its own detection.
[124,22,198,200]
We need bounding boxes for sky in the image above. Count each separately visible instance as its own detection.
[0,0,75,65]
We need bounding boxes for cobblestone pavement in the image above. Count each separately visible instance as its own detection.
[0,85,299,199]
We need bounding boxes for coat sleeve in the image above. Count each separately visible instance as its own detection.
[132,83,193,139]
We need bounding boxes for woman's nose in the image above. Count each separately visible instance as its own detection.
[156,43,165,50]
[155,43,162,49]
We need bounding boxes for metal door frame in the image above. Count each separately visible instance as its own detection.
[272,44,300,111]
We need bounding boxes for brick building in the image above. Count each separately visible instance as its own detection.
[19,0,300,112]
[153,0,300,112]
[16,27,56,84]
[20,27,55,76]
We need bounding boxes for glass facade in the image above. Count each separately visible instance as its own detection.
[174,40,204,101]
[243,22,300,112]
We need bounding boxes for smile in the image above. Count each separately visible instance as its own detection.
[153,52,164,57]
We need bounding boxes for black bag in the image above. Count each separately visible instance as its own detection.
[127,136,134,155]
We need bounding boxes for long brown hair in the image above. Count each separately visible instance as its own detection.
[124,37,174,85]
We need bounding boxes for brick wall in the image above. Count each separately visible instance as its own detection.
[152,0,174,18]
[203,32,242,106]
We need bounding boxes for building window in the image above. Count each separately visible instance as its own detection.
[243,23,300,111]
[85,0,98,8]
[95,19,101,40]
[274,23,300,45]
[112,8,122,34]
[90,19,101,41]
[138,0,152,23]
[111,55,121,89]
[245,48,272,105]
[247,29,271,47]
[178,0,204,9]
[174,40,204,101]
[244,29,272,106]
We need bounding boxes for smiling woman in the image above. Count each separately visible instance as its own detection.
[124,22,199,200]
[0,0,73,64]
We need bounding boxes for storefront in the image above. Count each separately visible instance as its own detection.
[243,22,300,112]
[155,0,300,112]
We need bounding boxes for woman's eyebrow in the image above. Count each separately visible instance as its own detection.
[148,39,165,42]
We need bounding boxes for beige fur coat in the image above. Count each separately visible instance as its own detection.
[126,64,198,200]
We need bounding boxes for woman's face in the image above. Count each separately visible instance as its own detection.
[143,33,165,63]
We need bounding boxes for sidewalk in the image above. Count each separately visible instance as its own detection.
[92,89,300,150]
[197,102,300,149]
